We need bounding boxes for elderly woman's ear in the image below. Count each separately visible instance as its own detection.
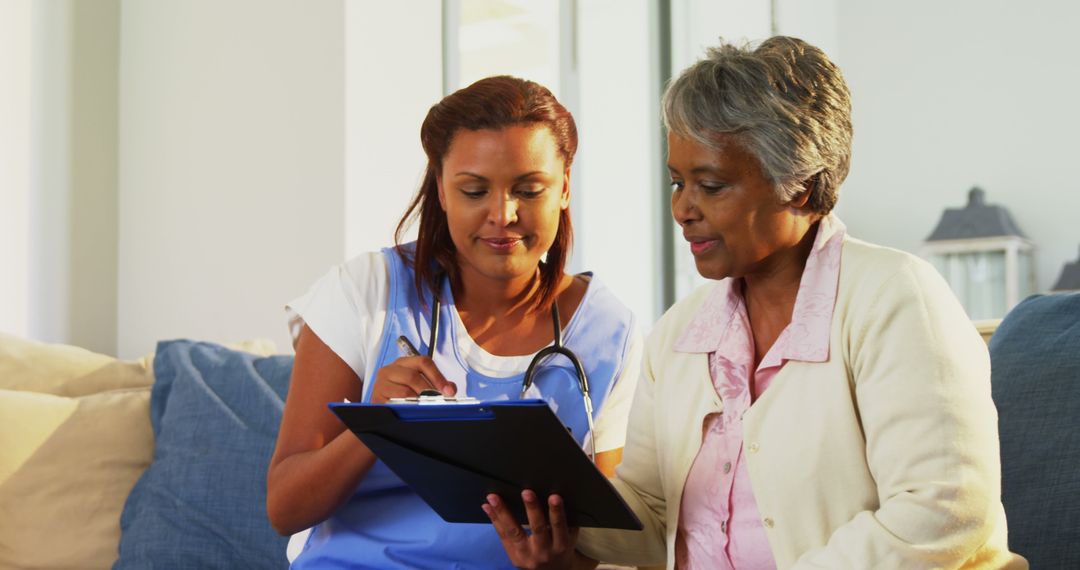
[787,175,819,210]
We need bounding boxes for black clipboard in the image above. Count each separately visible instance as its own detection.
[329,399,642,530]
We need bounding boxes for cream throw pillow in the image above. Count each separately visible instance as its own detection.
[0,333,152,396]
[0,334,154,569]
[0,387,154,569]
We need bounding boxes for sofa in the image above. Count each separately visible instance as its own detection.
[0,335,292,569]
[988,293,1080,568]
[1,293,1076,568]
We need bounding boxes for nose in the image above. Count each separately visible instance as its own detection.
[671,188,700,228]
[488,193,519,226]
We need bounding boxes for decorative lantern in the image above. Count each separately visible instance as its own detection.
[1051,246,1080,292]
[923,187,1035,320]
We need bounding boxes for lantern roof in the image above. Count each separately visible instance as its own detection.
[1052,246,1080,291]
[926,186,1026,242]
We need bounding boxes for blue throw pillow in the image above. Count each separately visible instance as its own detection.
[989,293,1080,568]
[115,340,293,569]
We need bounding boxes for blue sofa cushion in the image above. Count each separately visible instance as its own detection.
[115,340,293,569]
[989,293,1080,568]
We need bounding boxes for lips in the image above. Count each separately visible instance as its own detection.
[687,238,720,255]
[479,236,524,251]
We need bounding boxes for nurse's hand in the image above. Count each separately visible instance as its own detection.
[370,356,456,404]
[483,490,596,570]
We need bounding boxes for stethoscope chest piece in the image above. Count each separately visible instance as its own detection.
[425,289,597,461]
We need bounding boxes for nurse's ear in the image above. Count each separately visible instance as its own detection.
[559,166,571,210]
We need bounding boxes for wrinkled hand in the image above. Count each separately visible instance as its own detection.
[483,490,583,570]
[369,355,456,404]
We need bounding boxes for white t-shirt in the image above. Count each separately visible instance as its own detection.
[285,251,643,455]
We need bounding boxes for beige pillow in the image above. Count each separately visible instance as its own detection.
[0,386,154,569]
[0,333,152,396]
[0,334,275,396]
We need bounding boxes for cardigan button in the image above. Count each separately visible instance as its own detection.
[748,442,759,453]
[763,517,774,529]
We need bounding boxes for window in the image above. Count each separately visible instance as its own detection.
[443,0,566,97]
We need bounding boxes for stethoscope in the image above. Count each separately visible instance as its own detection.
[422,289,597,462]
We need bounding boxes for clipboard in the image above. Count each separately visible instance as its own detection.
[329,399,643,530]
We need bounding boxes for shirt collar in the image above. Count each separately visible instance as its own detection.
[673,214,846,363]
[672,276,741,354]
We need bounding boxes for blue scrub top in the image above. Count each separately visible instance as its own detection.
[290,244,635,569]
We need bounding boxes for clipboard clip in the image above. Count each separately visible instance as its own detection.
[388,394,480,405]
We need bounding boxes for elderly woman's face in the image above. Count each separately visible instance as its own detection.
[668,133,814,281]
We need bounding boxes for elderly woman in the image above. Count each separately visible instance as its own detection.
[485,37,1026,569]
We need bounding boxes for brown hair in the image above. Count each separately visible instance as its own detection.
[394,76,578,312]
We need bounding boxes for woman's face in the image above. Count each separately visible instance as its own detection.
[668,132,815,281]
[437,125,570,285]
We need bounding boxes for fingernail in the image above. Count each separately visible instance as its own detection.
[522,490,535,502]
[487,494,499,507]
[481,504,492,517]
[550,495,562,507]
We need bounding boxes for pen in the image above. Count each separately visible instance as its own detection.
[396,335,421,357]
[396,335,442,396]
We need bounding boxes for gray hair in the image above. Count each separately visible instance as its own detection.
[662,36,853,214]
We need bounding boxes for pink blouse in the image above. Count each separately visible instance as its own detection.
[672,217,845,569]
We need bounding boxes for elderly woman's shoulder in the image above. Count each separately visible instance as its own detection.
[841,236,938,278]
[839,236,956,308]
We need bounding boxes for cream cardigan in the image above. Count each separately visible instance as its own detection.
[579,237,1027,569]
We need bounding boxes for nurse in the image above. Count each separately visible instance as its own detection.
[266,75,643,569]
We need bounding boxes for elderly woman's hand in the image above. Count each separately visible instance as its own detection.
[483,490,596,570]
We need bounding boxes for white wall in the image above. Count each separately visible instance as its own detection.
[575,0,663,324]
[775,0,838,61]
[671,0,771,66]
[1,0,120,355]
[344,0,442,258]
[833,0,1080,293]
[0,0,33,338]
[28,0,72,347]
[117,0,346,358]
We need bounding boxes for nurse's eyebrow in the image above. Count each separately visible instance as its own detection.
[513,171,545,181]
[453,171,547,181]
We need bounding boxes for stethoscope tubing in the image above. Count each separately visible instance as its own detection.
[425,285,597,462]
